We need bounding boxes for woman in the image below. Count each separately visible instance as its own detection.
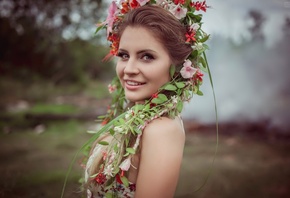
[84,1,210,197]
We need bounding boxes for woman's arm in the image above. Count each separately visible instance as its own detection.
[135,117,185,198]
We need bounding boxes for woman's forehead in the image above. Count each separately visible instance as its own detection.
[119,26,166,53]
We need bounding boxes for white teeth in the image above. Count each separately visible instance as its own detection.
[126,81,143,86]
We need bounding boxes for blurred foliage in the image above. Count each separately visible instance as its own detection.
[0,0,115,84]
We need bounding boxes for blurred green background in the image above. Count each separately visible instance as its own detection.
[1,0,290,197]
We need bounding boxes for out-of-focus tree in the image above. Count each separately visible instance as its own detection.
[0,0,114,84]
[283,17,290,38]
[248,9,265,40]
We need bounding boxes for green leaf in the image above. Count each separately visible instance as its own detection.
[144,103,150,111]
[158,94,168,102]
[97,115,106,119]
[126,148,136,154]
[135,104,144,113]
[199,56,208,71]
[203,43,210,50]
[109,128,115,136]
[151,98,163,104]
[120,175,129,187]
[177,101,183,113]
[128,125,135,134]
[200,34,210,43]
[98,141,109,146]
[197,90,203,96]
[95,25,105,34]
[119,118,125,124]
[170,65,176,78]
[105,192,113,198]
[164,84,177,91]
[175,82,185,88]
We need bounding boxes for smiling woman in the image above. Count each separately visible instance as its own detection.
[116,26,172,103]
[77,1,211,198]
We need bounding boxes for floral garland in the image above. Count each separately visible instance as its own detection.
[82,0,211,195]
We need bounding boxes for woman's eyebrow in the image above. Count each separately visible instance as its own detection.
[136,49,157,54]
[118,48,157,55]
[118,48,128,53]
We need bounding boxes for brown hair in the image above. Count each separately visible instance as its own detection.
[117,5,192,66]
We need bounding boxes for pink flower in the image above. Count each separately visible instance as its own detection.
[180,60,197,79]
[119,157,132,171]
[136,0,150,6]
[105,1,118,37]
[169,4,187,19]
[108,84,117,93]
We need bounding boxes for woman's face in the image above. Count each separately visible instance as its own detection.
[116,26,171,103]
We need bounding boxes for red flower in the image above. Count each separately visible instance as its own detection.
[174,0,185,5]
[120,170,125,177]
[150,103,156,108]
[95,173,106,184]
[190,1,208,12]
[101,119,108,126]
[193,70,204,83]
[130,0,140,9]
[116,173,123,184]
[151,93,158,99]
[121,1,130,14]
[107,33,120,55]
[185,31,196,43]
[129,183,136,191]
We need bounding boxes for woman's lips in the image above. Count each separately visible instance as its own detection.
[124,80,146,90]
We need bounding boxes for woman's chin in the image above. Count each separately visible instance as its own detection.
[125,95,148,103]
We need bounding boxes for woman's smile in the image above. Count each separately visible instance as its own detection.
[124,80,146,90]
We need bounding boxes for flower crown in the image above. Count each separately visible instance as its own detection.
[82,0,211,193]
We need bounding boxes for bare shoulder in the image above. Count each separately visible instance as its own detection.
[142,116,185,143]
[135,116,185,197]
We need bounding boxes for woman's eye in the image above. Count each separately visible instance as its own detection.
[141,54,154,61]
[117,52,129,60]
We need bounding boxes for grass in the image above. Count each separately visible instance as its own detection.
[28,103,79,114]
[176,133,290,198]
[0,120,91,198]
[0,122,290,198]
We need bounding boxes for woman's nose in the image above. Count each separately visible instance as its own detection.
[124,58,139,75]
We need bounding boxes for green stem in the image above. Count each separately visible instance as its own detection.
[193,52,219,192]
[60,113,126,198]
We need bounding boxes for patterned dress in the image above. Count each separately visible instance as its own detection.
[85,144,136,198]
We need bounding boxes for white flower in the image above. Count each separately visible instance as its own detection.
[119,157,131,171]
[139,114,145,119]
[114,126,123,133]
[136,0,150,6]
[87,189,92,198]
[156,0,168,7]
[104,164,114,177]
[169,4,187,19]
[125,113,130,120]
[192,42,203,51]
[190,23,200,32]
[180,59,198,79]
[156,0,165,5]
[171,96,178,104]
